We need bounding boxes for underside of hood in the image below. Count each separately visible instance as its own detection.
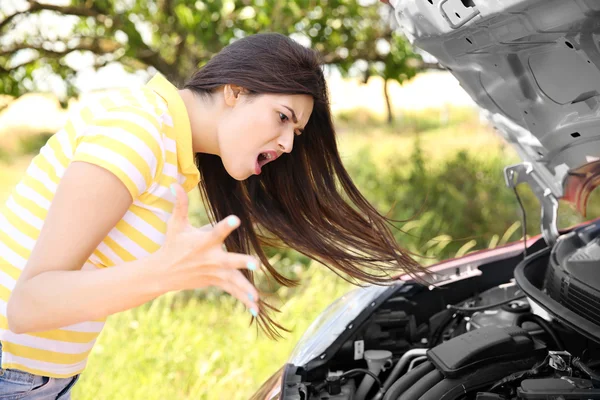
[390,0,600,244]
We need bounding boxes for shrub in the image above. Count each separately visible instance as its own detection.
[0,145,12,163]
[18,132,54,155]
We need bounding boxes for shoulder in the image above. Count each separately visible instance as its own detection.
[68,89,172,199]
[73,89,167,151]
[98,88,167,130]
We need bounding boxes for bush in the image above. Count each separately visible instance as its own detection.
[18,132,54,155]
[344,137,597,262]
[336,108,382,126]
[335,106,479,135]
[0,145,12,163]
[344,138,537,258]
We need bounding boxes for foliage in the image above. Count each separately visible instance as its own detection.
[0,0,424,99]
[17,132,53,155]
[342,139,535,259]
[0,145,10,163]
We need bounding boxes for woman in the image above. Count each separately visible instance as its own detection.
[0,33,423,398]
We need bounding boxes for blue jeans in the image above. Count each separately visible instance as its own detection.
[0,342,80,400]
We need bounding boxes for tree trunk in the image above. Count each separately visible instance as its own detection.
[384,78,394,124]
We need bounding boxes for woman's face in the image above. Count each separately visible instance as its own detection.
[217,87,314,181]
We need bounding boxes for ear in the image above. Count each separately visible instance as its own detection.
[223,84,245,107]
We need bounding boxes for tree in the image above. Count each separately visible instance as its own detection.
[0,0,437,119]
[377,32,424,123]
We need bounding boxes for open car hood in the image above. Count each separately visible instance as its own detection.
[390,0,600,244]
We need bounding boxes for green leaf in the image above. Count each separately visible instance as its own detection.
[487,234,500,249]
[455,240,477,258]
[499,221,522,246]
[174,4,195,30]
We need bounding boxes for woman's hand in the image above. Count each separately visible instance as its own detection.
[156,183,260,315]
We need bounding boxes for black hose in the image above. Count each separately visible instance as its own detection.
[340,368,382,390]
[513,185,528,261]
[514,314,564,351]
[573,358,600,384]
[382,361,435,400]
[429,309,457,347]
[488,355,550,392]
[398,369,443,400]
[313,368,383,394]
[447,295,526,313]
[419,378,464,400]
[422,361,539,399]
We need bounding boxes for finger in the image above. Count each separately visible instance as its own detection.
[198,223,214,233]
[167,183,189,233]
[210,215,241,244]
[202,268,259,302]
[221,253,259,272]
[204,276,259,314]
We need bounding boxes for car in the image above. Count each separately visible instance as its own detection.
[251,0,600,399]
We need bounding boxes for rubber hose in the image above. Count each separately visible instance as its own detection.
[514,314,564,351]
[376,349,429,400]
[397,369,443,400]
[420,363,520,400]
[418,378,461,400]
[382,361,435,400]
[573,359,600,382]
[419,375,492,400]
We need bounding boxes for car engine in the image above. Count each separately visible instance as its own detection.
[271,1,600,398]
[283,223,600,400]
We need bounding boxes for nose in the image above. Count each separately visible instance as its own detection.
[277,128,294,154]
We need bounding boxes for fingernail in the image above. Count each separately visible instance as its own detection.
[248,293,254,301]
[227,216,239,227]
[247,261,257,271]
[250,308,258,317]
[170,184,176,196]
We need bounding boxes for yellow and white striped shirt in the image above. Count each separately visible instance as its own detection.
[0,73,199,378]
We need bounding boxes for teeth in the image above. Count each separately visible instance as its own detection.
[263,153,272,160]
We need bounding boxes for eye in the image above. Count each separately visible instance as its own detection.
[279,112,289,122]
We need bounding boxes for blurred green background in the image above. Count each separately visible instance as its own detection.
[2,106,598,399]
[2,0,600,399]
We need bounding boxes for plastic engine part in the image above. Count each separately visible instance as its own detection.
[427,326,540,378]
[517,377,600,399]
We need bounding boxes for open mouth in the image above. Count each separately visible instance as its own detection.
[255,151,277,174]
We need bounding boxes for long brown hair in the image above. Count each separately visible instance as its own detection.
[184,33,426,337]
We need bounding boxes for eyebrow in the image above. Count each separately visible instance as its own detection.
[283,105,305,134]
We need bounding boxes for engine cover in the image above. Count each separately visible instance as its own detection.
[427,326,544,378]
[384,327,547,400]
[545,231,600,329]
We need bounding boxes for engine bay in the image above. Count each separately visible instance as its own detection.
[274,1,600,398]
[281,222,600,400]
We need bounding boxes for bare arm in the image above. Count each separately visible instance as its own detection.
[7,162,259,334]
[7,162,168,333]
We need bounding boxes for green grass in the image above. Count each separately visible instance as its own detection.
[74,266,352,400]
